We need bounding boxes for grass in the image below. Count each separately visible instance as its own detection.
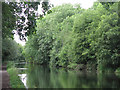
[7,61,26,88]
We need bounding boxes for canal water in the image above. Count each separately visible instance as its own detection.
[17,64,120,88]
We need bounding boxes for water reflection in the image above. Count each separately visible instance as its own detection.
[24,65,120,88]
[26,65,51,88]
[18,74,27,88]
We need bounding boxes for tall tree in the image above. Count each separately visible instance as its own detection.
[2,2,16,39]
[3,1,52,40]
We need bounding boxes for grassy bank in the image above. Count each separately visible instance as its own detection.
[7,61,25,88]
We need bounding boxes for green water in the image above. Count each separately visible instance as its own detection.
[20,65,120,88]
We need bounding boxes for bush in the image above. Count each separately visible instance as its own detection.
[7,61,15,68]
[7,62,25,88]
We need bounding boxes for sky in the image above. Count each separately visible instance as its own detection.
[14,30,26,46]
[14,0,97,46]
[37,0,97,14]
[49,0,97,9]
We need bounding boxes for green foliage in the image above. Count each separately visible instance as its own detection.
[2,38,22,61]
[7,61,15,68]
[25,4,79,65]
[67,63,78,69]
[2,2,16,39]
[2,2,26,62]
[7,62,25,88]
[96,10,120,72]
[24,35,39,63]
[24,2,120,72]
[7,68,25,88]
[115,67,120,73]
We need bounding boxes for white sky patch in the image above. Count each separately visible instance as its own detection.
[38,3,43,15]
[37,0,97,14]
[14,35,26,46]
[13,30,26,46]
[49,0,97,9]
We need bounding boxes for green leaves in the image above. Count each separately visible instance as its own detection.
[2,38,22,61]
[24,2,120,72]
[2,2,16,39]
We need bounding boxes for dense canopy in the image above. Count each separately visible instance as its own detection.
[2,1,120,73]
[24,2,120,72]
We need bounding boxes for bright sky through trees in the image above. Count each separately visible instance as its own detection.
[37,0,97,14]
[14,0,97,46]
[49,0,97,9]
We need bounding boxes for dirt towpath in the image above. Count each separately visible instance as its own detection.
[1,65,11,89]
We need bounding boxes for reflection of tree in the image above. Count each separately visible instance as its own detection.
[26,65,120,88]
[26,65,51,88]
[50,68,97,88]
[58,70,77,88]
[97,73,120,88]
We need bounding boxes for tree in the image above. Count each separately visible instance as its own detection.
[24,2,120,72]
[3,1,53,40]
[2,38,21,61]
[2,2,16,39]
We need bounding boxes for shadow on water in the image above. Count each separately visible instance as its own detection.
[21,64,120,88]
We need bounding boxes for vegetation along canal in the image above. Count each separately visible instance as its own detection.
[2,1,120,89]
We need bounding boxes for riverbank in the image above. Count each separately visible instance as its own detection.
[26,62,116,73]
[6,61,25,88]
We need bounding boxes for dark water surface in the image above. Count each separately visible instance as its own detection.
[18,64,120,88]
